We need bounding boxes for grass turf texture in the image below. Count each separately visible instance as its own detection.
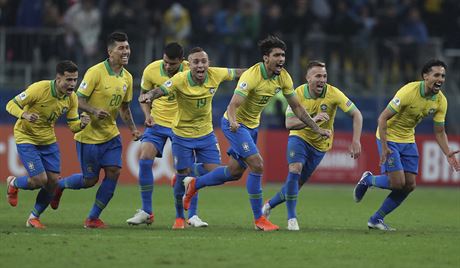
[1,184,459,268]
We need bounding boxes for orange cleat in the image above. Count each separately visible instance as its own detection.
[50,187,64,210]
[6,176,18,207]
[26,218,46,229]
[172,218,185,229]
[84,218,107,229]
[182,177,197,211]
[170,174,176,187]
[254,216,279,231]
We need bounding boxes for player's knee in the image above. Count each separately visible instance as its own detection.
[288,163,302,174]
[404,181,416,192]
[105,166,121,179]
[249,161,264,174]
[84,177,98,188]
[30,173,48,188]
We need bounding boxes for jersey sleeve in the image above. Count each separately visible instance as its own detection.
[140,67,153,92]
[281,72,295,97]
[77,69,99,98]
[222,68,236,81]
[66,93,83,133]
[234,71,253,98]
[336,89,356,114]
[159,75,179,96]
[6,85,39,118]
[122,74,133,103]
[387,86,410,113]
[433,96,447,126]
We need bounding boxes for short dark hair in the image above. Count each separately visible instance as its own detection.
[188,47,205,56]
[107,31,128,48]
[258,35,286,56]
[164,42,184,59]
[306,60,326,74]
[56,60,78,75]
[421,59,447,78]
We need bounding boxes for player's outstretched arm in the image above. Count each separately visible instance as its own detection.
[434,125,460,171]
[286,94,330,138]
[349,108,363,159]
[138,87,165,103]
[120,102,141,141]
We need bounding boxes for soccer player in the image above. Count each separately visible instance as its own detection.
[353,59,460,231]
[5,60,89,228]
[50,32,141,228]
[126,42,208,229]
[181,36,331,231]
[139,47,245,229]
[262,61,363,230]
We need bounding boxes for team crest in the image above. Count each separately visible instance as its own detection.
[387,157,395,168]
[242,142,250,152]
[274,87,281,94]
[28,162,35,171]
[87,165,93,173]
[165,80,173,87]
[320,104,328,111]
[428,108,436,115]
[209,88,216,94]
[289,150,295,158]
[79,81,88,89]
[19,92,27,100]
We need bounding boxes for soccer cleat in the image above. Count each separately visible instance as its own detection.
[172,218,185,229]
[287,218,300,231]
[170,174,176,187]
[126,209,154,225]
[187,215,208,227]
[50,187,64,210]
[26,217,46,229]
[353,171,373,202]
[262,201,271,219]
[182,176,197,211]
[6,176,18,207]
[254,216,279,231]
[367,218,396,231]
[84,218,107,229]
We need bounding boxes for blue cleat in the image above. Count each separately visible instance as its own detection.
[367,218,396,231]
[353,171,372,202]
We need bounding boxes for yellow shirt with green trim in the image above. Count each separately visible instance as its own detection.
[224,62,294,128]
[377,81,447,143]
[141,60,189,128]
[287,83,356,152]
[6,80,81,145]
[159,67,236,138]
[75,60,133,144]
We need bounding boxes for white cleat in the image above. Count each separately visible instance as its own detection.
[187,215,209,227]
[367,218,396,231]
[262,202,271,219]
[287,218,300,231]
[126,209,154,225]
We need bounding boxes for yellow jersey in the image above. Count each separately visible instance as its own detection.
[75,60,133,144]
[159,67,236,138]
[141,60,189,128]
[377,81,447,143]
[6,80,81,145]
[224,63,294,128]
[287,83,356,152]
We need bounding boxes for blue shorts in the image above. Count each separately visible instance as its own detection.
[141,124,173,158]
[287,136,325,184]
[221,117,259,168]
[16,143,60,177]
[377,139,418,174]
[76,135,122,178]
[171,132,221,170]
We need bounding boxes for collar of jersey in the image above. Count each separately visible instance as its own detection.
[187,71,208,86]
[104,59,124,77]
[419,81,437,100]
[161,61,185,77]
[50,80,67,100]
[303,83,327,99]
[260,63,279,80]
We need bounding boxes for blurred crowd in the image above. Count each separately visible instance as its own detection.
[0,0,459,85]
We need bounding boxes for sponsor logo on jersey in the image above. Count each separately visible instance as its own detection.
[19,92,27,100]
[391,97,400,106]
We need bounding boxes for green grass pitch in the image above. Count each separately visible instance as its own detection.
[1,183,459,268]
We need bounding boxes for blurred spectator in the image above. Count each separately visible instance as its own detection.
[260,2,283,38]
[236,0,260,66]
[63,0,101,72]
[214,1,241,66]
[163,3,191,47]
[0,0,19,26]
[282,0,315,40]
[16,0,43,28]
